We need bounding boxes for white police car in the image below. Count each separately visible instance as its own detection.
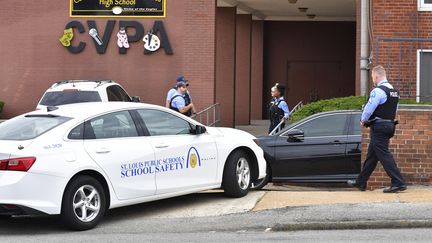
[0,102,266,230]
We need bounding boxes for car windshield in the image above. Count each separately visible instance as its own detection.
[0,115,71,140]
[39,91,101,106]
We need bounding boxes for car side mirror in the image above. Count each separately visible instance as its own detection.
[131,96,141,102]
[193,125,207,135]
[286,129,304,142]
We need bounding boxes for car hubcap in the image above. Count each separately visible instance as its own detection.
[73,185,101,223]
[236,158,250,190]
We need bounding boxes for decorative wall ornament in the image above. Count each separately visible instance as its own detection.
[143,30,160,52]
[62,20,172,55]
[89,28,103,46]
[117,27,130,48]
[59,28,74,47]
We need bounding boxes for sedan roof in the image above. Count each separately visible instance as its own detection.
[30,102,167,121]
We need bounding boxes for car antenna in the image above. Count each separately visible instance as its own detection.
[47,106,59,112]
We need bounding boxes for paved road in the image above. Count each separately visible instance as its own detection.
[1,190,432,242]
[2,228,431,242]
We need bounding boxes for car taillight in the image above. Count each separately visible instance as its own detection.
[0,157,36,172]
[63,89,79,92]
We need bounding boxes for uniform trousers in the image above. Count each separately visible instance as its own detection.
[356,121,406,187]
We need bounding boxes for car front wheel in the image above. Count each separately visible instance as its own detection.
[61,176,106,231]
[222,150,251,198]
[251,164,270,190]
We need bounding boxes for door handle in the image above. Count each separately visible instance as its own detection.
[96,148,111,154]
[155,144,169,149]
[331,140,343,145]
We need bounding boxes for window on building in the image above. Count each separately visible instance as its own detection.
[417,50,432,102]
[418,0,432,11]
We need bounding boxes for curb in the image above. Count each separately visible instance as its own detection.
[271,220,432,231]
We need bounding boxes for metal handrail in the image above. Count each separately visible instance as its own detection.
[269,118,288,136]
[268,101,303,135]
[191,103,221,127]
[291,101,303,114]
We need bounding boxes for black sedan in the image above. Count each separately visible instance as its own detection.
[252,110,362,189]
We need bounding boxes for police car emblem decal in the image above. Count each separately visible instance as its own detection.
[186,147,201,169]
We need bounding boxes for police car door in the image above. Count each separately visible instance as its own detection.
[135,109,218,195]
[82,110,156,200]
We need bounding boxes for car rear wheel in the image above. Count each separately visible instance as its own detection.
[222,150,251,198]
[61,176,106,231]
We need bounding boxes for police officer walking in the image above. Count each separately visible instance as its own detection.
[348,65,407,193]
[268,83,290,133]
[169,80,195,116]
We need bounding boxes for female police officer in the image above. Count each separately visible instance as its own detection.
[268,83,290,133]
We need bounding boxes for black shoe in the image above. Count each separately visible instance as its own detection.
[383,185,407,193]
[347,180,366,191]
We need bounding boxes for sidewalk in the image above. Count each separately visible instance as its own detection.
[254,184,432,211]
[251,184,432,231]
[235,120,269,137]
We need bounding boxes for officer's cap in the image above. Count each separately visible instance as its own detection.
[176,75,188,82]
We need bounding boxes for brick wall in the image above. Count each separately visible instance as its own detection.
[364,106,432,189]
[372,0,432,100]
[250,20,264,120]
[215,7,236,127]
[235,14,252,125]
[183,0,216,112]
[0,0,216,118]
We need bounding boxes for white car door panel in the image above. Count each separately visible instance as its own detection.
[82,110,156,200]
[147,134,218,194]
[136,109,218,195]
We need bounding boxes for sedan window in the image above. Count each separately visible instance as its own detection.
[137,109,192,136]
[39,91,101,106]
[350,113,362,136]
[85,111,138,139]
[106,85,131,102]
[291,114,348,137]
[0,115,71,140]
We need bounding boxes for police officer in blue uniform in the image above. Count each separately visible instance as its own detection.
[348,65,407,193]
[268,83,290,133]
[166,75,195,115]
[169,81,195,116]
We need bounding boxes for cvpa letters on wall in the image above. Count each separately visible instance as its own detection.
[59,20,173,55]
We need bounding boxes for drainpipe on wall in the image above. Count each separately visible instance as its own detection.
[360,0,371,95]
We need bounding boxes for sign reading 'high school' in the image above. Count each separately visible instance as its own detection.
[71,0,165,18]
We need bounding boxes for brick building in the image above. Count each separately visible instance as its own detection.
[371,0,432,102]
[0,0,357,127]
[365,0,432,188]
[0,0,430,127]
